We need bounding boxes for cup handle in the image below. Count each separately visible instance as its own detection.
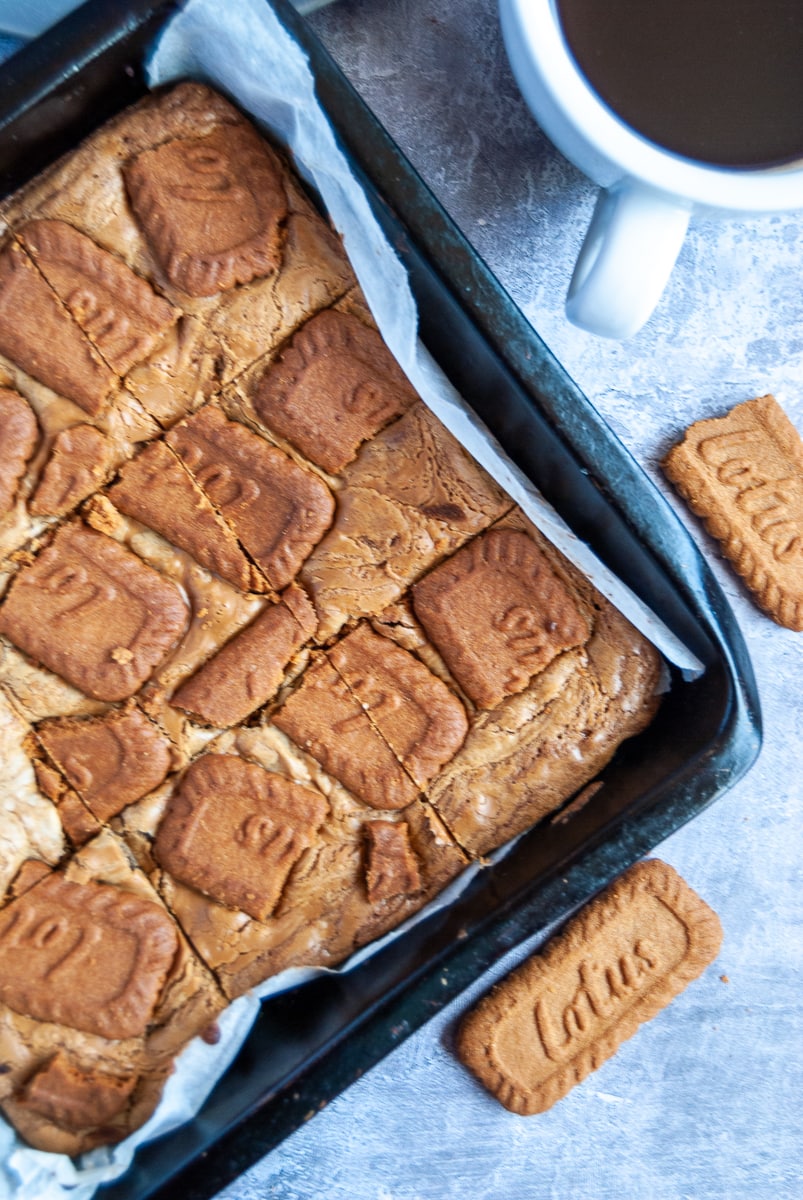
[565,183,691,339]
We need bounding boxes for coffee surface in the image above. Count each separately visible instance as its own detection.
[556,0,803,167]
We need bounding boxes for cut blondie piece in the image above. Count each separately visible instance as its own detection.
[1,83,355,429]
[34,704,176,825]
[0,520,190,703]
[326,622,469,791]
[0,829,224,1154]
[273,652,420,810]
[135,729,467,999]
[167,405,335,591]
[250,307,418,473]
[107,438,269,594]
[414,516,662,854]
[412,525,591,709]
[300,402,511,639]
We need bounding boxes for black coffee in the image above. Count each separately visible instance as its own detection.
[555,0,803,167]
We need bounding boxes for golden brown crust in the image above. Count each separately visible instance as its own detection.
[0,871,179,1041]
[300,484,448,640]
[0,367,161,571]
[0,828,224,1154]
[364,820,421,903]
[0,692,66,892]
[29,424,113,517]
[6,858,54,900]
[145,728,468,999]
[2,81,354,434]
[274,654,419,810]
[17,219,178,375]
[107,438,268,593]
[32,759,103,847]
[1,1072,168,1157]
[300,403,511,641]
[73,492,268,753]
[456,859,722,1114]
[253,309,417,473]
[346,401,510,532]
[15,1052,137,1134]
[427,595,662,856]
[663,393,803,629]
[124,122,288,297]
[35,706,173,823]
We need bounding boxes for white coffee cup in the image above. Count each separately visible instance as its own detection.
[499,0,803,338]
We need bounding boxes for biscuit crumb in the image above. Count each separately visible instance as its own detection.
[83,493,121,536]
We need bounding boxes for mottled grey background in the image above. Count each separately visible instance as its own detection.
[221,2,803,1198]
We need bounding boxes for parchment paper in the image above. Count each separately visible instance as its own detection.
[1,0,701,1194]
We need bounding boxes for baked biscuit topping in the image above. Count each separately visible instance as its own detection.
[328,624,467,788]
[6,859,53,900]
[413,528,590,708]
[168,406,334,589]
[29,424,113,518]
[17,1053,136,1134]
[364,820,421,903]
[274,655,419,810]
[253,309,417,473]
[0,521,189,701]
[154,754,327,921]
[107,439,267,593]
[36,707,173,823]
[0,388,38,517]
[173,584,315,727]
[18,219,177,376]
[33,760,102,847]
[124,123,288,297]
[0,872,178,1040]
[0,239,115,415]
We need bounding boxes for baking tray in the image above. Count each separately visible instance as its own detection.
[0,1,761,1197]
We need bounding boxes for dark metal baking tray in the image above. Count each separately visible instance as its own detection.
[0,2,761,1197]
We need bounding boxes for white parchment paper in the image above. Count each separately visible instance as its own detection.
[1,0,702,1194]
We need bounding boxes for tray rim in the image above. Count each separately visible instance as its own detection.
[0,1,761,1197]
